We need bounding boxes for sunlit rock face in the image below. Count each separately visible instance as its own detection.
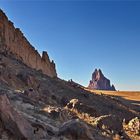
[0,9,57,77]
[88,69,116,91]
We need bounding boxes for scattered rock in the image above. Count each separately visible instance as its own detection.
[42,106,60,119]
[66,99,99,117]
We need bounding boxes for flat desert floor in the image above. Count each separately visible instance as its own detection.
[85,88,140,112]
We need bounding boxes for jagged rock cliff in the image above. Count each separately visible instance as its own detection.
[0,9,57,77]
[88,69,116,91]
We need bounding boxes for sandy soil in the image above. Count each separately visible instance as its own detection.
[85,88,140,113]
[85,89,140,101]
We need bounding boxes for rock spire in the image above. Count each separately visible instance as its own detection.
[88,69,116,91]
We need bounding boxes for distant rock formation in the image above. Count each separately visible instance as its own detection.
[88,69,116,91]
[0,9,57,77]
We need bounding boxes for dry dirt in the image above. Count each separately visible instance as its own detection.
[87,90,140,101]
[85,89,140,112]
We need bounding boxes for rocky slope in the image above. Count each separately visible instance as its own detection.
[88,69,116,91]
[0,50,140,140]
[0,10,140,140]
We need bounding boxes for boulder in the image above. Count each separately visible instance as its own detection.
[93,115,122,133]
[0,93,34,140]
[66,99,99,117]
[58,119,94,140]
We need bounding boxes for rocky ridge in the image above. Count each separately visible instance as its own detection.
[88,69,116,91]
[0,9,57,77]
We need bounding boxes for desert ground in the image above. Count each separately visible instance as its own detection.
[87,90,140,101]
[85,88,140,112]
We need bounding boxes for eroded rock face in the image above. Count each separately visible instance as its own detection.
[88,69,116,91]
[0,9,57,77]
[0,93,34,140]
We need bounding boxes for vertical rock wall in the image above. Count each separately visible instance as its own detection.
[0,9,57,77]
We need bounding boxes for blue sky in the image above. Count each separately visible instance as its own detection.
[0,0,140,91]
